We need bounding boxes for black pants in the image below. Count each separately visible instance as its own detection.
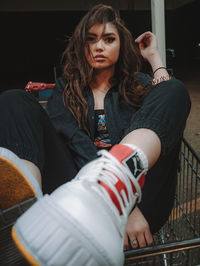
[0,88,189,234]
[0,89,77,194]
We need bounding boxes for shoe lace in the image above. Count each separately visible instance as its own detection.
[77,150,142,237]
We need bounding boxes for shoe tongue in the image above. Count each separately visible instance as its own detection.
[109,144,135,165]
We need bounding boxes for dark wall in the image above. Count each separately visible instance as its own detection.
[0,11,86,84]
[0,0,199,88]
[165,0,200,64]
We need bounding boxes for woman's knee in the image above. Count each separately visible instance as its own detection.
[0,89,40,112]
[2,89,27,99]
[153,78,191,108]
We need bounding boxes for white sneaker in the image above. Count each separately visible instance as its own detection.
[12,144,148,266]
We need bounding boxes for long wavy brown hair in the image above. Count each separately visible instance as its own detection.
[62,4,151,135]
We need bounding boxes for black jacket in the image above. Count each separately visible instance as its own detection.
[46,73,152,168]
[46,73,191,233]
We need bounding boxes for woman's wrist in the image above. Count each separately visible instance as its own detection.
[152,68,171,85]
[147,51,171,85]
[146,51,165,72]
[153,67,169,78]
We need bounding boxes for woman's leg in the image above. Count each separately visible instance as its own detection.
[21,159,42,188]
[0,89,78,205]
[120,78,191,247]
[120,128,161,168]
[0,89,79,265]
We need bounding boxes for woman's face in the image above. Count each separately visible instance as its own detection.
[84,23,120,70]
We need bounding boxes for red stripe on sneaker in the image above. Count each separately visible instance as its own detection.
[115,177,129,204]
[138,173,145,188]
[99,175,130,215]
[98,181,123,215]
[129,178,137,194]
[109,144,134,163]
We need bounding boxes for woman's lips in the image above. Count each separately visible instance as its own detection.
[93,55,106,61]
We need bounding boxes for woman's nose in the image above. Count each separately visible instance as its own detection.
[95,39,104,50]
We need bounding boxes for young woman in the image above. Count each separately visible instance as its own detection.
[0,4,190,264]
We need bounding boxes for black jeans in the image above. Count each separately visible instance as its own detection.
[0,89,77,194]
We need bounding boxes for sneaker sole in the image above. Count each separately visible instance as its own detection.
[12,195,119,266]
[0,147,42,210]
[12,226,39,265]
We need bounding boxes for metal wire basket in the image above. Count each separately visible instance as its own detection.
[125,138,200,266]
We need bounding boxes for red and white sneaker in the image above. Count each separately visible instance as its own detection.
[12,144,148,266]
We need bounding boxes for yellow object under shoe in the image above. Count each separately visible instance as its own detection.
[0,147,42,210]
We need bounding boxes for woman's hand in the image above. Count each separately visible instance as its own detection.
[124,206,153,250]
[135,31,159,61]
[135,31,170,79]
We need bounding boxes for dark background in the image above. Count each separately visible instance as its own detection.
[0,0,199,89]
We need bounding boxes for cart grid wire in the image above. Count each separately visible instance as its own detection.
[124,138,200,266]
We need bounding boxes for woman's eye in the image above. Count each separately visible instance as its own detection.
[87,36,96,43]
[105,37,115,43]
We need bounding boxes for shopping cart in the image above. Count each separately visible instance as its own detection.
[0,82,200,265]
[124,138,200,265]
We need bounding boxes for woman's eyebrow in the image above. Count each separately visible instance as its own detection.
[87,32,116,37]
[103,33,116,37]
